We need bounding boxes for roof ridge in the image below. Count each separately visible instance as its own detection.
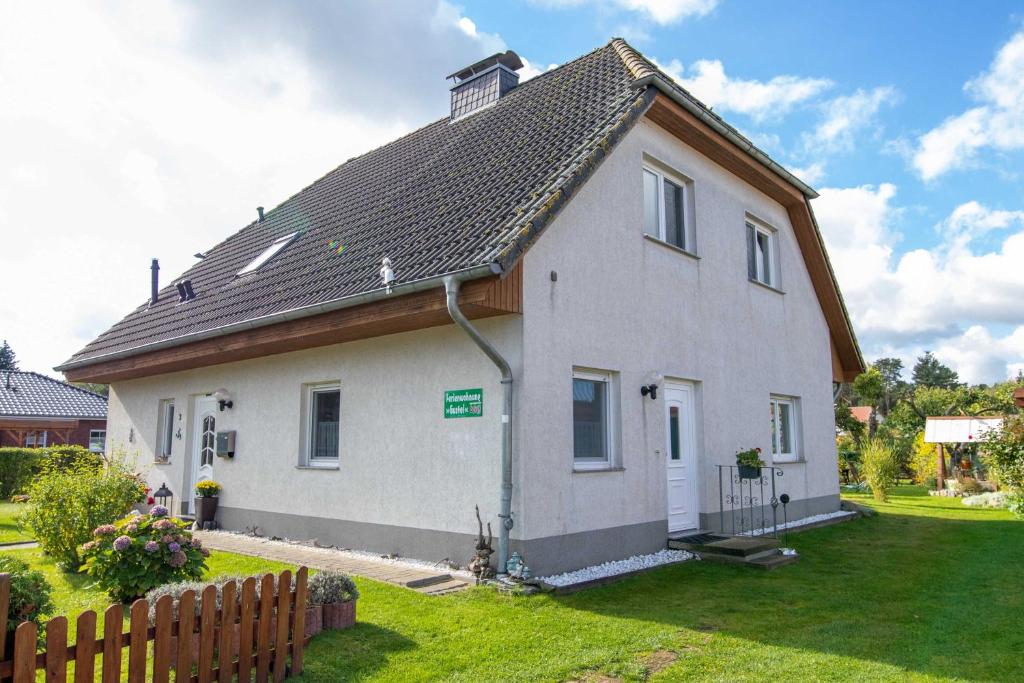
[610,38,656,80]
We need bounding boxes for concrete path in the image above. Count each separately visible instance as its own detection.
[195,532,469,595]
[0,541,39,551]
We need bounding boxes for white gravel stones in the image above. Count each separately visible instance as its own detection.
[750,509,857,536]
[537,548,695,587]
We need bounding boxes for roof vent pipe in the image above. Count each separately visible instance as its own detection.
[150,259,160,306]
[257,206,265,223]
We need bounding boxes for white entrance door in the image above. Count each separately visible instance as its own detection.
[189,396,218,514]
[665,382,699,532]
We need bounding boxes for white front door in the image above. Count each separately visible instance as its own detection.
[665,381,699,532]
[189,396,218,514]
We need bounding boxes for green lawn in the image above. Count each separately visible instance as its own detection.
[5,486,1022,682]
[0,502,32,544]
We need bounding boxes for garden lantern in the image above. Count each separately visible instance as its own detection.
[154,482,173,511]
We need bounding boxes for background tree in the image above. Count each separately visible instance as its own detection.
[873,357,907,415]
[912,351,960,389]
[0,339,18,371]
[852,366,885,439]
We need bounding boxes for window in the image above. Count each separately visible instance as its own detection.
[643,164,693,251]
[157,399,175,461]
[88,430,106,453]
[24,431,46,448]
[746,220,776,287]
[236,231,299,276]
[200,415,216,467]
[305,383,340,465]
[770,396,800,462]
[573,369,616,469]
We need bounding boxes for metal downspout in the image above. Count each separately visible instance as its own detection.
[443,275,514,575]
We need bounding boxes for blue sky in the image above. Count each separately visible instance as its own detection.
[2,1,1023,383]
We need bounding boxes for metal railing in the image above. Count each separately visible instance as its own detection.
[717,465,786,538]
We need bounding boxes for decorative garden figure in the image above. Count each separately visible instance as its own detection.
[468,505,494,581]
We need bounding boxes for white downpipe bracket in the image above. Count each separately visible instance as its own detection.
[443,274,514,575]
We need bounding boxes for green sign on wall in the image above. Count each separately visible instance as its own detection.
[444,388,483,419]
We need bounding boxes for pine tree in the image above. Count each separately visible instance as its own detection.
[0,340,18,371]
[912,351,959,389]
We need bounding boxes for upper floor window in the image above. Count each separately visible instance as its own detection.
[573,368,617,470]
[770,395,800,462]
[746,219,777,287]
[24,431,46,448]
[643,163,694,252]
[237,231,299,276]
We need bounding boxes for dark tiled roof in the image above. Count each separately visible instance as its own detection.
[63,40,651,368]
[0,371,107,419]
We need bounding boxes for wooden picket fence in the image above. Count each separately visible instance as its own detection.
[0,567,308,682]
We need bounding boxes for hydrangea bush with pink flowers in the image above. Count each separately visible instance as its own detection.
[80,506,209,601]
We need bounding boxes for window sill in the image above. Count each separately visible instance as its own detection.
[153,459,172,466]
[643,234,700,260]
[572,466,625,474]
[748,278,785,295]
[295,464,340,471]
[771,458,804,466]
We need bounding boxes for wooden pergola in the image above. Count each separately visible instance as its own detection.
[923,416,1003,489]
[0,418,80,447]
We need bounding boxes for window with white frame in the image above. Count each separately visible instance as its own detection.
[24,431,46,448]
[304,382,341,465]
[643,164,694,252]
[157,399,175,460]
[89,430,106,453]
[770,396,800,462]
[572,368,616,469]
[746,220,776,287]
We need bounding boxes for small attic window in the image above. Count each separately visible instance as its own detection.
[236,232,299,276]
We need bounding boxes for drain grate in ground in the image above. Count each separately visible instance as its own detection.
[671,532,725,545]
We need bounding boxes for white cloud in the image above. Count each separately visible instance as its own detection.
[655,58,832,121]
[913,30,1024,180]
[814,185,1024,383]
[530,0,718,24]
[789,162,826,186]
[806,86,896,153]
[0,1,533,377]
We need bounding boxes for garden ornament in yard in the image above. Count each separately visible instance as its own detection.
[469,505,494,581]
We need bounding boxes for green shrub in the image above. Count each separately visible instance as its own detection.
[41,445,102,472]
[0,555,54,642]
[909,433,938,486]
[20,460,146,570]
[308,571,358,604]
[81,507,208,601]
[861,438,900,502]
[981,415,1024,501]
[0,448,44,497]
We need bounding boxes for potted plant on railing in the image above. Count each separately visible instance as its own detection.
[194,480,221,529]
[736,447,765,480]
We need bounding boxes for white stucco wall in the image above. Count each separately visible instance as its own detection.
[107,318,521,540]
[514,118,839,542]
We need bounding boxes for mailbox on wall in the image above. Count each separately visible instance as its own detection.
[216,431,236,458]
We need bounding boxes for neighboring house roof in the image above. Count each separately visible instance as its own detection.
[850,406,875,424]
[59,38,862,378]
[0,371,107,419]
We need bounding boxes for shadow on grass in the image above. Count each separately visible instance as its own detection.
[555,492,1024,681]
[293,622,416,681]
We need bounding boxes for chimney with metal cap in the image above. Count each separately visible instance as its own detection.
[150,258,160,306]
[447,50,523,120]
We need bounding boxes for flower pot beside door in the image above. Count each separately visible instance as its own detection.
[194,480,222,529]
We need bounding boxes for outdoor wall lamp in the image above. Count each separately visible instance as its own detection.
[213,388,233,411]
[641,384,658,399]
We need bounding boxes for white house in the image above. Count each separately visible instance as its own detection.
[58,40,863,576]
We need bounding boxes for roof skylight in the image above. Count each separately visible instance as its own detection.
[236,232,299,276]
